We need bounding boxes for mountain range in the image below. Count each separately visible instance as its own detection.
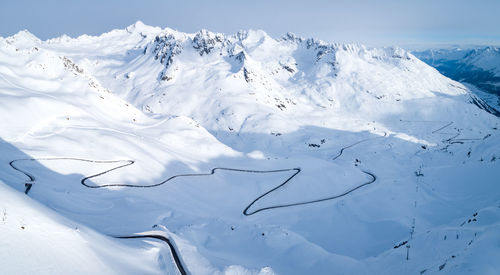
[1,22,499,274]
[413,46,500,111]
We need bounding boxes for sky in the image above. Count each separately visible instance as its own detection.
[1,0,499,47]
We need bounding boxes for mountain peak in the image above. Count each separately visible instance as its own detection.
[126,20,151,33]
[5,30,41,47]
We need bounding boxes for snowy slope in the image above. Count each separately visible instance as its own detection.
[0,178,169,275]
[1,22,499,274]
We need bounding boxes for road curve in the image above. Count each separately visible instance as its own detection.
[243,170,375,215]
[332,139,371,160]
[332,132,387,161]
[116,234,187,275]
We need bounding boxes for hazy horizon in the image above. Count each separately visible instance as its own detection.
[1,0,500,47]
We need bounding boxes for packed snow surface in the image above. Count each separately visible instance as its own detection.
[1,22,499,274]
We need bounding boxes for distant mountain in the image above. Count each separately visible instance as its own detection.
[413,47,500,110]
[1,22,499,275]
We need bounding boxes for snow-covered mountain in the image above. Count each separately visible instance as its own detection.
[413,46,500,111]
[1,22,499,274]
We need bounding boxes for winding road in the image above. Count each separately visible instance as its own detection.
[332,131,387,161]
[8,136,382,274]
[430,121,485,144]
[398,120,487,145]
[9,158,376,215]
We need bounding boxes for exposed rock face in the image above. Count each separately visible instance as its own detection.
[145,34,182,81]
[149,34,182,66]
[192,29,225,56]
